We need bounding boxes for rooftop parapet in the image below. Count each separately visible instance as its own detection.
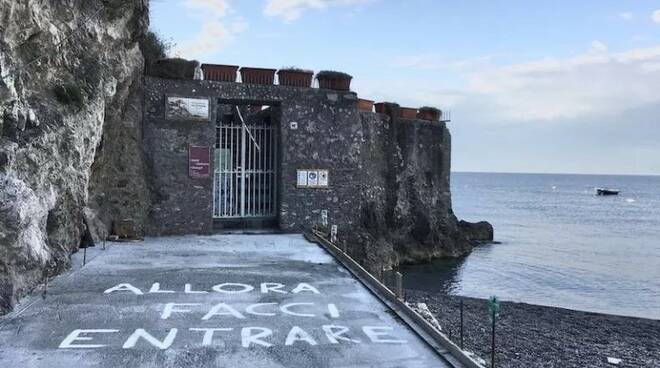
[153,58,451,123]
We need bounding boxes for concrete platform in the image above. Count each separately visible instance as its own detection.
[0,234,451,367]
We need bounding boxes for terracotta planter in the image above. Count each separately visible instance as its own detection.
[357,99,375,112]
[316,71,352,91]
[417,108,441,121]
[374,102,399,114]
[240,67,277,85]
[400,107,418,119]
[201,64,238,82]
[277,69,314,88]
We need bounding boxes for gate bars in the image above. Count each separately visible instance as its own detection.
[213,106,277,219]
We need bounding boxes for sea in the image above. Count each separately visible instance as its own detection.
[401,172,660,320]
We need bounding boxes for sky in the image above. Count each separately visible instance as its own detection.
[150,0,660,175]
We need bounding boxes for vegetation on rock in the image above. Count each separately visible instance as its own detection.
[104,1,125,20]
[140,30,173,70]
[140,30,194,80]
[53,82,84,108]
[147,58,199,80]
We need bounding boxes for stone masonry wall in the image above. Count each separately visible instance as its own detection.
[143,89,215,235]
[144,77,362,235]
[143,77,490,272]
[279,90,363,231]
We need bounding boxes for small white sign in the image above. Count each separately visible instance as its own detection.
[307,171,319,187]
[321,210,328,226]
[297,170,308,187]
[318,170,329,187]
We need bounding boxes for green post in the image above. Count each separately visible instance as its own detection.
[488,296,500,368]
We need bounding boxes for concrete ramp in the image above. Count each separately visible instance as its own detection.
[0,234,452,368]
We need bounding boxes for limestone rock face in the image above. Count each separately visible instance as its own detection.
[0,0,148,314]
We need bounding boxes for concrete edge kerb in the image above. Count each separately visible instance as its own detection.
[306,231,485,368]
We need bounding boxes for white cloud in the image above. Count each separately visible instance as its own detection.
[171,0,247,59]
[653,9,660,23]
[184,0,231,17]
[391,53,500,71]
[172,20,247,59]
[229,17,248,33]
[589,40,608,54]
[465,45,660,121]
[619,12,633,21]
[381,44,660,123]
[264,0,373,22]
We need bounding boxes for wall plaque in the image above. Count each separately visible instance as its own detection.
[167,97,209,121]
[297,170,308,187]
[189,146,211,179]
[318,170,329,187]
[307,171,319,187]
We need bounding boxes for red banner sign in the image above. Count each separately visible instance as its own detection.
[189,146,211,179]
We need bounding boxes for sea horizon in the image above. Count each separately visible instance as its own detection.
[452,170,660,178]
[404,172,660,320]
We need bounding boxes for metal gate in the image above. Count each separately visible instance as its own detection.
[213,106,277,219]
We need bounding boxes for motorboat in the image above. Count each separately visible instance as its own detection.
[596,188,620,196]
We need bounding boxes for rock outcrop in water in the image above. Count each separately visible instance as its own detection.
[0,0,148,314]
[459,220,494,243]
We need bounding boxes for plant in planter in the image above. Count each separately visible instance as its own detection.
[316,70,353,91]
[277,67,314,88]
[201,64,239,82]
[240,67,277,85]
[148,58,199,80]
[400,107,418,119]
[357,98,375,112]
[417,106,441,121]
[374,102,399,114]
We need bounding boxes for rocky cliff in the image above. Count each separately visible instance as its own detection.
[349,106,493,273]
[0,0,148,314]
